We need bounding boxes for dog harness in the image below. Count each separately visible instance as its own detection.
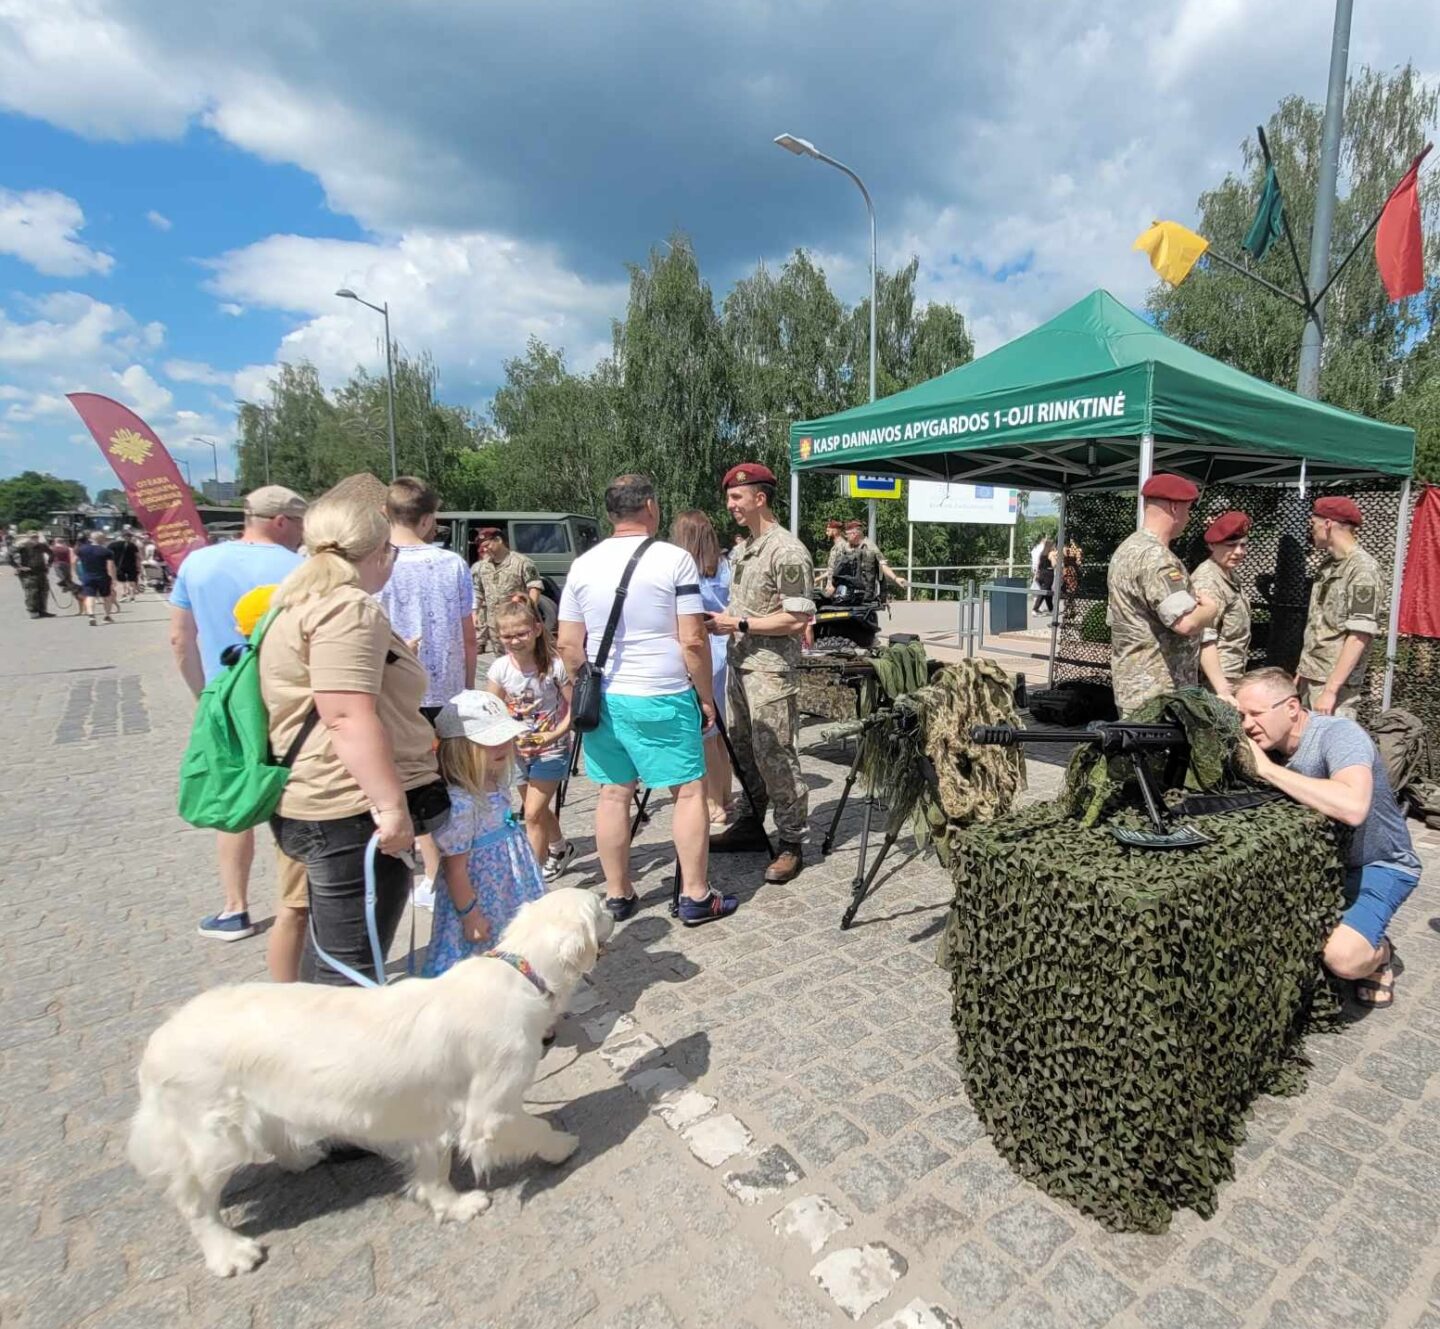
[483,949,552,999]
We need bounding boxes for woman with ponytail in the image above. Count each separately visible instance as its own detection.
[260,491,450,985]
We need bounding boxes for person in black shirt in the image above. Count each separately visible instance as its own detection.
[109,529,142,601]
[75,530,118,625]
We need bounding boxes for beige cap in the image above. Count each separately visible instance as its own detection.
[244,485,309,519]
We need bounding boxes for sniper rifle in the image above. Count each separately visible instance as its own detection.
[970,720,1282,850]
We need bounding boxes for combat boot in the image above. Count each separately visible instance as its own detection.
[764,842,804,883]
[709,814,770,854]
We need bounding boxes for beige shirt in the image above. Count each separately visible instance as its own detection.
[1191,557,1251,682]
[261,584,439,820]
[1298,545,1383,686]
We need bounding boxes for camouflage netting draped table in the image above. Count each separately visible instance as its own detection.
[939,796,1345,1233]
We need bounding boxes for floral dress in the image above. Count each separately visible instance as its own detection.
[422,785,546,978]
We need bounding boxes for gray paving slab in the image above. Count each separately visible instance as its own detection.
[2,591,1439,1328]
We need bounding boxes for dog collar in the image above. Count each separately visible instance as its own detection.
[483,949,552,999]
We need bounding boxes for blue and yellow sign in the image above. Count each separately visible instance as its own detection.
[844,473,903,501]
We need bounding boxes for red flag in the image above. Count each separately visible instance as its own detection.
[1398,484,1440,639]
[1375,145,1431,302]
[66,393,209,572]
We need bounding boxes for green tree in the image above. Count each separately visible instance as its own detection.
[0,471,88,526]
[1148,64,1439,478]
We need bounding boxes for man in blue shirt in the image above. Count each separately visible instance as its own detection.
[170,485,307,970]
[1236,667,1421,1008]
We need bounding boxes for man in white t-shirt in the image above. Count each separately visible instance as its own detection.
[557,474,737,927]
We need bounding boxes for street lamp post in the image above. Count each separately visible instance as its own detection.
[178,458,192,487]
[191,436,219,486]
[775,133,878,540]
[336,287,399,480]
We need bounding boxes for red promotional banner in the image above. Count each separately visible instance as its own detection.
[1398,484,1440,639]
[66,392,210,572]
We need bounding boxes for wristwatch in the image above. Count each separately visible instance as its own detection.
[738,619,750,635]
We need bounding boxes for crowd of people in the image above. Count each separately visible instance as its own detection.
[4,525,170,623]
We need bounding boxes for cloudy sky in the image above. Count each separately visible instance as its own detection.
[0,0,1435,492]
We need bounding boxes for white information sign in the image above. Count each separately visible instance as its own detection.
[907,481,1018,526]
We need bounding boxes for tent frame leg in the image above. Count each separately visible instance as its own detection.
[1382,477,1412,711]
[1047,491,1067,689]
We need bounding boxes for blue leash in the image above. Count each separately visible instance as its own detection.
[307,832,416,989]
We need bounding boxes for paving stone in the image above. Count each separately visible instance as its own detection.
[682,1113,752,1167]
[268,1243,377,1329]
[1371,1146,1440,1197]
[939,1238,1020,1317]
[1309,1109,1386,1156]
[1400,1113,1440,1157]
[599,1292,684,1329]
[854,1091,920,1137]
[506,1266,599,1327]
[723,1144,804,1204]
[1222,1197,1316,1266]
[886,1193,970,1254]
[1138,1285,1242,1329]
[23,1256,127,1329]
[922,1102,987,1150]
[1256,1156,1346,1214]
[877,1128,951,1187]
[1041,1248,1136,1328]
[893,1061,965,1104]
[1269,1258,1385,1329]
[1360,1052,1432,1100]
[794,1110,869,1168]
[771,1193,852,1254]
[990,1292,1071,1329]
[835,1152,906,1214]
[88,1289,191,1329]
[811,1242,908,1320]
[1184,1237,1276,1311]
[874,1300,964,1329]
[1279,1131,1364,1185]
[986,1195,1075,1271]
[944,1153,1021,1211]
[1329,1202,1422,1290]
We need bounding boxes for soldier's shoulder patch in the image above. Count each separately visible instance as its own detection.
[778,561,809,596]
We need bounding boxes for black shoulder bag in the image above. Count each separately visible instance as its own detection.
[570,537,656,733]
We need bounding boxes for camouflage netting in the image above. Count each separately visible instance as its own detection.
[938,691,1346,1233]
[798,640,931,723]
[860,658,1025,863]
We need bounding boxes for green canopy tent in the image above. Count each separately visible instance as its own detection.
[790,290,1416,694]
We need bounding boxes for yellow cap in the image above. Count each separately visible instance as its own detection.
[233,584,277,636]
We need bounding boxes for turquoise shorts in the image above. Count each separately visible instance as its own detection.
[583,691,706,788]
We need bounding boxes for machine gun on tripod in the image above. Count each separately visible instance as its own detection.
[970,719,1284,850]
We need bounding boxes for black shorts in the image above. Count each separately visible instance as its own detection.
[80,577,112,598]
[420,705,443,727]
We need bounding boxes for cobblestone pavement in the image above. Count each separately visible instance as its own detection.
[3,591,1440,1329]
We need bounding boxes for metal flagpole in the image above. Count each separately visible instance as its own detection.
[1382,477,1412,710]
[1296,0,1353,399]
[1047,491,1067,688]
[1136,433,1155,528]
[906,522,914,600]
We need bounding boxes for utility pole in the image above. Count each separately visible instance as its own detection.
[1296,0,1353,399]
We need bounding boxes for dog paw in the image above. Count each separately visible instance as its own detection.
[541,1130,579,1164]
[205,1234,264,1277]
[441,1190,492,1223]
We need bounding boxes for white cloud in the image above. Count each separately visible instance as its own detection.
[218,303,245,317]
[208,229,627,399]
[0,187,113,277]
[113,363,172,418]
[146,209,172,231]
[162,357,227,385]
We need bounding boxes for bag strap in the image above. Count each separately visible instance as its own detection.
[251,602,321,769]
[592,537,656,672]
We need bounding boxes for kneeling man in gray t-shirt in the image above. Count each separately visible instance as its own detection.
[1236,667,1420,1007]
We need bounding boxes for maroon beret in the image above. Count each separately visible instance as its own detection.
[477,526,502,539]
[1203,510,1251,544]
[844,519,864,531]
[1140,472,1199,501]
[721,462,777,491]
[1313,495,1363,527]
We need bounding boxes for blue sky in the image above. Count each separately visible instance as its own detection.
[0,0,1433,495]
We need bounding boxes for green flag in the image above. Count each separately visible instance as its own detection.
[1243,165,1284,261]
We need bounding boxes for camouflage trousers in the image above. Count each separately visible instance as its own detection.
[1297,676,1363,720]
[17,571,45,616]
[727,667,808,844]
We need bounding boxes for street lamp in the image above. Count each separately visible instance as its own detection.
[178,458,192,487]
[191,436,219,485]
[775,132,879,539]
[335,287,399,481]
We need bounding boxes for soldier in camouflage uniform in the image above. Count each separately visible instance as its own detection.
[1191,510,1253,704]
[1106,472,1219,716]
[9,533,52,618]
[708,462,815,883]
[1298,495,1383,719]
[823,519,846,585]
[473,526,543,654]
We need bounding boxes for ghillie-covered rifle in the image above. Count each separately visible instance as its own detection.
[971,720,1281,850]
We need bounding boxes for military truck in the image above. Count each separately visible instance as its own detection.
[435,511,602,602]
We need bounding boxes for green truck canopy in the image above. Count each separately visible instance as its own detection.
[791,290,1414,489]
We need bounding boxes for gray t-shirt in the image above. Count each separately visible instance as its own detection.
[1283,715,1421,874]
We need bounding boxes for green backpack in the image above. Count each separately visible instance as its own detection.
[176,606,318,831]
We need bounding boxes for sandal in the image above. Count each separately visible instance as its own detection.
[1354,941,1397,1008]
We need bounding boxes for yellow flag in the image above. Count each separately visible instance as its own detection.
[1133,220,1209,286]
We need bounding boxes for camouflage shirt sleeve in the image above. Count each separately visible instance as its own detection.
[1341,558,1382,635]
[520,555,544,591]
[1139,547,1196,628]
[779,547,816,616]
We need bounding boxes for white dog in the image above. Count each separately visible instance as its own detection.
[128,887,613,1276]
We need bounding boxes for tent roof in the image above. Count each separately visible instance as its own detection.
[790,290,1414,490]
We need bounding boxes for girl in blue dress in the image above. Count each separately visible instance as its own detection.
[423,691,547,978]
